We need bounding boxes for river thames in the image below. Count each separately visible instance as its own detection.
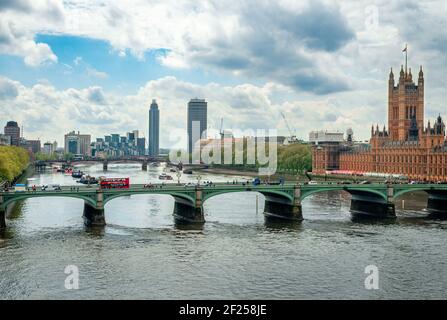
[1,163,447,299]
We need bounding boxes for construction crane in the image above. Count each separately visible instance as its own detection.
[280,112,298,145]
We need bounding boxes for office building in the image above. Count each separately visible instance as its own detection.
[187,98,207,154]
[137,137,146,155]
[43,142,54,154]
[26,140,41,154]
[4,121,20,146]
[64,131,91,156]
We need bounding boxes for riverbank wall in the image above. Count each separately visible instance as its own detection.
[192,165,389,183]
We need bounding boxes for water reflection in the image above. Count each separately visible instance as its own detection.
[263,220,303,232]
[174,222,205,231]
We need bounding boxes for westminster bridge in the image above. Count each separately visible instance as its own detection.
[1,183,447,229]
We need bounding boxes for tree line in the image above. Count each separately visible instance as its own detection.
[0,145,30,182]
[199,139,312,174]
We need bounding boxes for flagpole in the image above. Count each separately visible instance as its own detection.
[405,43,408,75]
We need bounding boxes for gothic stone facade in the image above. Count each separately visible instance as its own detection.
[313,65,447,182]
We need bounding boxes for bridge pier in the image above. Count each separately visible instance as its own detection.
[142,160,148,171]
[0,194,6,230]
[263,186,303,222]
[83,192,105,226]
[173,189,204,224]
[427,190,447,217]
[349,188,395,219]
[83,202,105,226]
[0,207,6,230]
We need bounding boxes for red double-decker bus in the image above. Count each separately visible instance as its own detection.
[99,177,130,189]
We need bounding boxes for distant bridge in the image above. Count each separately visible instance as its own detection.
[35,156,171,171]
[2,183,447,229]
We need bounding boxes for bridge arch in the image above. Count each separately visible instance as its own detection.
[201,186,301,221]
[1,193,97,209]
[300,186,388,202]
[392,186,442,200]
[102,191,195,206]
[202,188,294,204]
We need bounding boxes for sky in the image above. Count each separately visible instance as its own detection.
[0,0,447,148]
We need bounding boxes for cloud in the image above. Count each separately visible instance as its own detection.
[0,0,355,93]
[0,75,408,148]
[2,0,447,95]
[73,56,82,66]
[0,77,19,99]
[86,67,108,79]
[0,0,61,66]
[86,86,106,104]
[2,0,447,144]
[0,0,31,12]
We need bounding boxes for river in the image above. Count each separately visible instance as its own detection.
[1,163,446,299]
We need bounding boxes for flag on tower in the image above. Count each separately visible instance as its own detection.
[402,46,407,52]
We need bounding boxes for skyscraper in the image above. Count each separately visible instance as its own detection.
[187,98,207,154]
[4,121,20,146]
[148,99,159,156]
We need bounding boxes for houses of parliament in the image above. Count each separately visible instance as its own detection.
[312,59,447,182]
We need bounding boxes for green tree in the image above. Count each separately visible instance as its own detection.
[0,146,30,182]
[64,153,74,161]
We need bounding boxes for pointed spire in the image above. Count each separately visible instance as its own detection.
[419,65,424,78]
[389,67,394,79]
[399,65,405,81]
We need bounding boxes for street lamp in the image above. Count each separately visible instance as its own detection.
[176,169,182,185]
[196,174,202,186]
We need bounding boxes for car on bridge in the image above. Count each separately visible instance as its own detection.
[51,184,62,191]
[184,182,196,187]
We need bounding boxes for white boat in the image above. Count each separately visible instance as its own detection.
[158,173,173,180]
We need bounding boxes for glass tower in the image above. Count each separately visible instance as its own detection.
[187,98,207,154]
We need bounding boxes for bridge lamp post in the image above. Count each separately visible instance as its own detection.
[176,170,182,185]
[196,174,202,186]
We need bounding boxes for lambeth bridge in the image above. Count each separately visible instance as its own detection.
[1,183,447,229]
[34,156,168,171]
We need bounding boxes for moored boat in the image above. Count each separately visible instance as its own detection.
[72,170,83,178]
[159,173,173,180]
[77,175,98,184]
